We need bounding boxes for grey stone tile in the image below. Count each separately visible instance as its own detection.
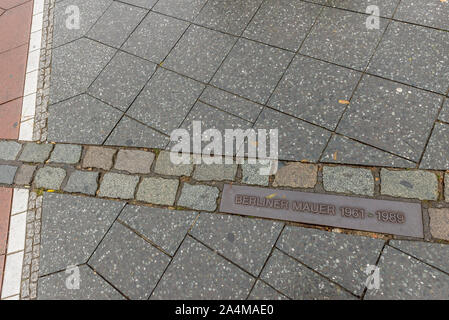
[194,0,263,36]
[127,68,204,134]
[0,141,21,160]
[368,22,449,94]
[19,143,53,162]
[34,167,66,190]
[89,222,170,300]
[241,162,270,186]
[49,38,116,104]
[87,1,147,48]
[48,95,122,145]
[153,0,207,21]
[248,280,289,300]
[123,12,189,63]
[151,237,254,299]
[39,193,125,275]
[268,55,361,130]
[119,205,198,255]
[0,165,17,184]
[105,116,170,149]
[14,164,36,186]
[321,135,416,168]
[323,166,374,196]
[154,151,194,176]
[365,246,449,300]
[178,183,219,211]
[88,51,157,111]
[82,146,116,170]
[337,75,442,162]
[37,265,124,300]
[440,99,449,123]
[114,149,155,174]
[191,212,283,275]
[244,0,322,51]
[277,226,385,296]
[389,240,449,274]
[420,123,449,170]
[327,0,400,18]
[49,144,82,164]
[394,0,449,31]
[429,208,449,241]
[136,177,179,205]
[211,39,294,104]
[193,163,237,181]
[254,108,331,162]
[300,7,387,71]
[165,25,236,82]
[52,0,112,48]
[120,0,157,9]
[261,249,355,300]
[199,86,263,123]
[99,173,139,200]
[63,171,99,196]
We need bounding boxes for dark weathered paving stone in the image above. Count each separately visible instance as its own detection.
[241,162,270,186]
[420,123,449,170]
[48,95,122,145]
[120,0,157,9]
[39,193,125,275]
[212,39,293,104]
[99,173,139,200]
[389,240,449,274]
[300,7,387,71]
[105,116,169,149]
[277,226,384,296]
[199,86,263,123]
[49,144,82,164]
[14,164,36,185]
[178,183,219,211]
[268,55,361,130]
[368,22,449,94]
[127,68,204,134]
[273,162,318,188]
[63,171,99,196]
[153,0,207,21]
[261,249,355,300]
[88,51,157,111]
[327,0,400,17]
[365,246,449,300]
[165,25,236,82]
[154,151,193,176]
[136,177,179,205]
[193,162,237,181]
[337,75,442,162]
[82,146,116,170]
[323,166,374,196]
[428,208,449,241]
[34,167,66,190]
[0,141,21,160]
[49,38,116,104]
[254,108,331,161]
[248,280,288,300]
[321,135,416,168]
[87,1,147,48]
[89,223,170,300]
[194,0,263,35]
[440,99,449,123]
[119,205,198,255]
[114,149,155,174]
[151,237,254,299]
[0,165,17,184]
[123,12,189,63]
[37,265,124,300]
[244,0,321,51]
[394,0,449,31]
[190,212,283,275]
[19,143,53,163]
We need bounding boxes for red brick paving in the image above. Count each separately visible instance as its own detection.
[0,44,28,105]
[0,98,22,139]
[0,1,32,53]
[0,0,31,10]
[0,254,5,295]
[0,187,13,256]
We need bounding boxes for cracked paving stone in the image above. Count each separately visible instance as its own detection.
[0,141,22,160]
[34,167,66,190]
[99,173,139,200]
[154,151,194,176]
[136,177,179,205]
[193,162,237,181]
[273,162,318,189]
[427,208,449,241]
[420,123,449,170]
[178,183,219,211]
[248,280,288,300]
[0,165,18,184]
[18,143,53,163]
[82,146,116,170]
[49,144,82,164]
[323,166,374,196]
[14,164,36,185]
[63,171,99,196]
[153,0,207,21]
[114,149,155,174]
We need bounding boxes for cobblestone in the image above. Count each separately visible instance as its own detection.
[19,143,53,163]
[0,165,18,184]
[381,169,439,200]
[0,141,22,160]
[193,162,237,181]
[34,167,66,189]
[428,208,449,241]
[136,177,179,205]
[178,183,219,211]
[241,162,270,186]
[64,171,99,195]
[99,173,139,199]
[273,162,318,188]
[445,173,449,202]
[14,164,36,185]
[114,149,154,174]
[82,146,116,170]
[49,144,82,164]
[323,166,374,196]
[154,151,194,176]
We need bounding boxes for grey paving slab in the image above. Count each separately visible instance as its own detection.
[39,193,125,275]
[420,123,449,170]
[199,86,263,123]
[327,0,400,18]
[49,144,82,164]
[136,177,179,205]
[321,135,416,168]
[178,183,219,211]
[389,240,449,274]
[261,249,355,300]
[34,167,66,190]
[394,0,449,31]
[52,0,112,48]
[127,68,204,134]
[87,1,148,48]
[323,166,374,196]
[89,222,170,300]
[119,205,198,256]
[0,165,17,184]
[268,55,361,130]
[49,38,116,104]
[38,265,124,300]
[368,22,449,94]
[153,0,207,21]
[98,173,139,200]
[0,141,21,160]
[300,7,387,71]
[48,94,122,145]
[105,116,170,149]
[365,246,449,300]
[211,39,294,104]
[114,149,155,174]
[88,51,157,111]
[248,280,289,300]
[254,108,331,162]
[190,212,283,275]
[440,99,449,123]
[151,237,254,299]
[381,169,439,201]
[337,75,442,162]
[123,12,189,64]
[277,226,385,296]
[18,143,53,163]
[63,171,99,196]
[243,0,322,51]
[165,25,236,82]
[120,0,157,9]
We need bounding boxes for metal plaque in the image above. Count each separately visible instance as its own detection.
[220,184,423,238]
